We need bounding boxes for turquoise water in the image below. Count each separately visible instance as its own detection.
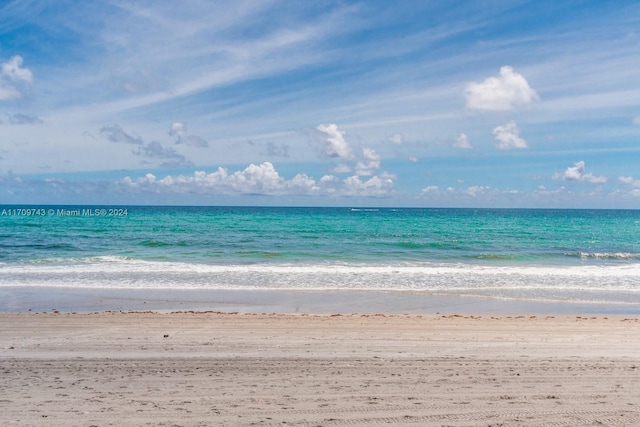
[1,206,640,305]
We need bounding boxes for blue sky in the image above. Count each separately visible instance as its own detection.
[1,0,639,207]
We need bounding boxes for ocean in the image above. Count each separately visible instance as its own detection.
[1,205,640,312]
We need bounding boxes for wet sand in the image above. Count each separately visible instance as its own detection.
[1,311,639,426]
[3,286,639,315]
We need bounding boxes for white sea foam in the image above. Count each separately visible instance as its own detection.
[576,252,640,260]
[1,258,640,305]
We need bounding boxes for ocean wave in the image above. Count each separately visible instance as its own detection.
[0,243,80,250]
[394,241,425,249]
[566,252,640,260]
[14,255,134,265]
[1,258,639,297]
[140,240,190,247]
[3,257,640,273]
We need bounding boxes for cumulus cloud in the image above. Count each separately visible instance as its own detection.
[169,121,209,147]
[343,174,395,197]
[315,123,353,159]
[421,186,440,194]
[122,162,394,198]
[492,121,528,149]
[555,161,607,184]
[454,133,472,149]
[354,147,381,176]
[2,56,34,82]
[313,123,388,176]
[466,66,538,111]
[0,56,33,100]
[311,122,388,180]
[122,164,286,195]
[465,185,493,198]
[619,176,640,187]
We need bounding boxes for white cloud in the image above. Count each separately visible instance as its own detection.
[420,185,449,195]
[555,161,607,184]
[465,185,492,198]
[2,55,33,83]
[465,66,538,111]
[122,162,395,197]
[331,164,352,174]
[354,147,381,176]
[388,133,404,145]
[169,122,186,138]
[315,123,353,159]
[169,121,209,147]
[454,132,472,149]
[313,123,387,178]
[0,55,33,100]
[492,121,528,150]
[619,176,640,188]
[633,115,640,125]
[343,173,395,197]
[125,163,288,195]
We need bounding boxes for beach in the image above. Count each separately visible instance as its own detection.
[2,311,639,426]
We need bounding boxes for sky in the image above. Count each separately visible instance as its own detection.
[1,0,640,208]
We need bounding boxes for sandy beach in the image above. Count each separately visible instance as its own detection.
[1,312,639,426]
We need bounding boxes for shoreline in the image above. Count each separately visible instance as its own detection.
[2,286,640,315]
[2,312,639,426]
